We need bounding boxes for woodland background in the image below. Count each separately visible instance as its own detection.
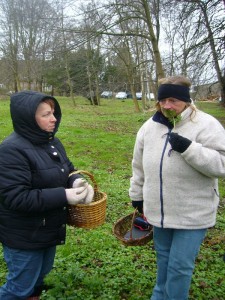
[0,0,224,112]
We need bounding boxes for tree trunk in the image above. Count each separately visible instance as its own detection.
[141,0,164,80]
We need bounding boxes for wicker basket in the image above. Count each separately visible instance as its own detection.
[113,210,153,246]
[67,170,107,229]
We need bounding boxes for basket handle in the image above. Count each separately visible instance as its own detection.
[129,208,138,239]
[69,170,99,193]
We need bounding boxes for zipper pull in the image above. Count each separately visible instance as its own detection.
[43,218,46,226]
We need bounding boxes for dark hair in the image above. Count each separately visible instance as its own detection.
[42,98,55,109]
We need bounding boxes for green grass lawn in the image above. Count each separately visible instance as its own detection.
[0,97,224,299]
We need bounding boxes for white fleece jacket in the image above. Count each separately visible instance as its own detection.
[129,107,225,229]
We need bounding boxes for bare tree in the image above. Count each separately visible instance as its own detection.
[0,0,223,105]
[0,0,58,92]
[0,0,21,91]
[165,0,225,102]
[160,1,209,85]
[77,2,106,105]
[57,4,76,103]
[195,0,225,103]
[82,0,164,111]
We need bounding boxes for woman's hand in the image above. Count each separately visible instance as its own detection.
[169,132,192,153]
[72,178,94,204]
[132,200,143,214]
[66,185,88,205]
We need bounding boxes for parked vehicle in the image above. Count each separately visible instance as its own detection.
[135,92,155,100]
[115,92,127,99]
[136,92,142,100]
[126,92,133,99]
[147,93,155,100]
[101,91,113,98]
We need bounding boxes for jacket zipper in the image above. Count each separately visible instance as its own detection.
[159,129,171,227]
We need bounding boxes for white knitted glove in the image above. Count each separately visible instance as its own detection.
[72,178,87,188]
[65,185,88,205]
[73,178,94,204]
[82,184,94,204]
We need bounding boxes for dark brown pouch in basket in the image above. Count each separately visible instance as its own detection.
[113,209,153,246]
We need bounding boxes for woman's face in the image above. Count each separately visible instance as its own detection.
[159,97,187,116]
[35,101,56,132]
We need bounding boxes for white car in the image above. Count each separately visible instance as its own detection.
[136,92,142,100]
[135,92,154,100]
[101,91,113,98]
[147,93,155,100]
[115,92,127,99]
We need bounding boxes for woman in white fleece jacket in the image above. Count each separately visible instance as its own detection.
[129,75,225,300]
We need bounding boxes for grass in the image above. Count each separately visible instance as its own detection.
[0,97,224,299]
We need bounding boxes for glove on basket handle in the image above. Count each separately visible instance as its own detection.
[70,170,99,193]
[67,170,107,229]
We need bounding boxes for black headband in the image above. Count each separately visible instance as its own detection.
[158,84,191,103]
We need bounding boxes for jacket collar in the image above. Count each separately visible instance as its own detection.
[152,106,195,129]
[152,111,173,129]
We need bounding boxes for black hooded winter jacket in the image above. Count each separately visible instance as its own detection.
[0,91,79,249]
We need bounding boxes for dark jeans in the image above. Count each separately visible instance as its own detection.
[0,245,56,299]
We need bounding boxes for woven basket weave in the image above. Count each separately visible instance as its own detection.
[67,170,107,229]
[113,210,153,246]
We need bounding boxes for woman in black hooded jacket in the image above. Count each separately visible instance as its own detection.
[0,91,94,300]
